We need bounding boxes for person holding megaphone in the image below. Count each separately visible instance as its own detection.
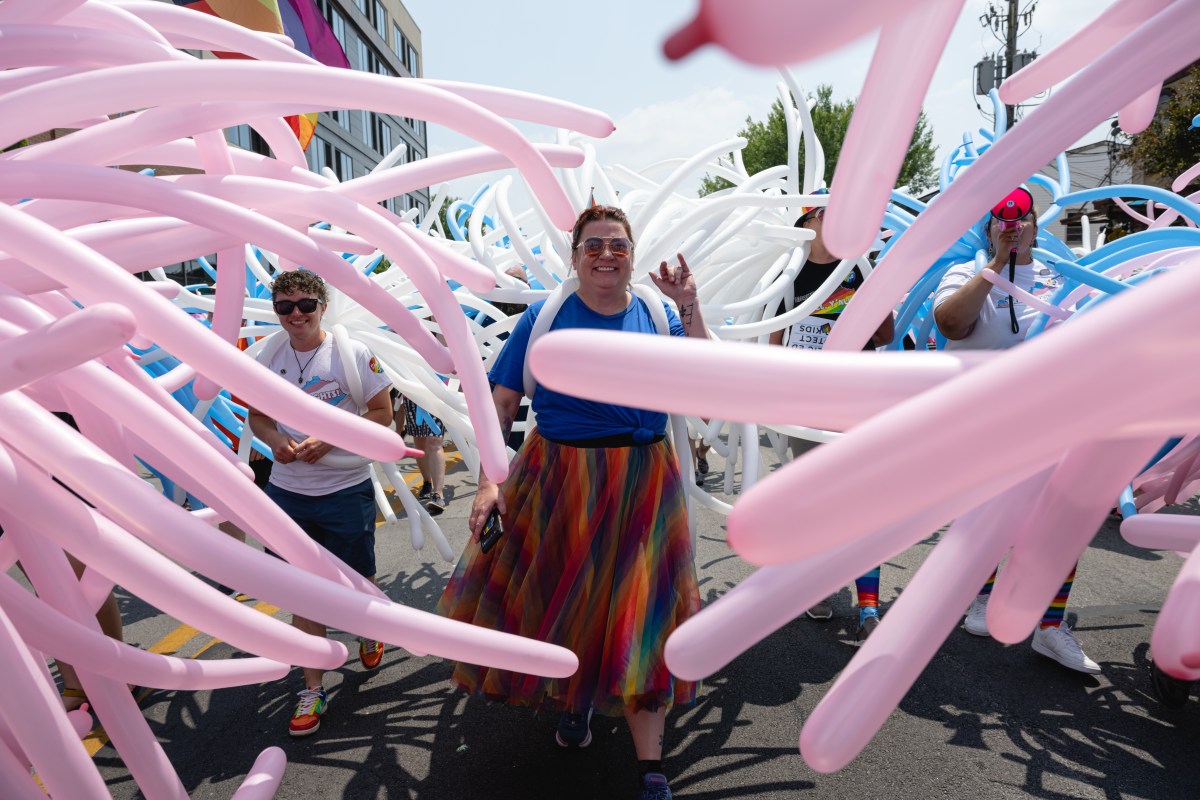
[932,187,1099,675]
[934,186,1057,348]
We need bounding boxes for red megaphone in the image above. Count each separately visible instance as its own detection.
[991,187,1033,225]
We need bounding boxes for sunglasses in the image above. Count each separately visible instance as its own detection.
[801,207,826,225]
[273,298,321,315]
[577,236,633,257]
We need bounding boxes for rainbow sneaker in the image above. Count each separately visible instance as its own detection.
[288,686,327,737]
[359,638,385,670]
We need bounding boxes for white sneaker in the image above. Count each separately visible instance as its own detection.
[963,595,990,636]
[1031,623,1101,674]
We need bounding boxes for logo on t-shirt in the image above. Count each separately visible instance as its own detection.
[302,376,348,406]
[368,356,384,374]
[1032,277,1061,296]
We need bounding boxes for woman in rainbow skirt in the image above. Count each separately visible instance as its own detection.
[437,205,708,800]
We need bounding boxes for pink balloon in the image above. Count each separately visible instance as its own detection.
[799,473,1046,772]
[986,438,1161,644]
[0,177,417,464]
[664,489,984,681]
[1118,81,1162,135]
[0,574,292,690]
[825,0,1200,350]
[530,329,996,430]
[229,746,287,800]
[1151,545,1200,681]
[0,60,586,227]
[0,302,135,392]
[662,0,929,65]
[824,0,965,257]
[2,511,187,799]
[0,395,579,677]
[998,0,1174,104]
[167,172,510,482]
[0,603,111,800]
[1122,514,1200,552]
[1,159,452,374]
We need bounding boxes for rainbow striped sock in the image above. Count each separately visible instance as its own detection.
[856,568,880,623]
[1040,566,1077,628]
[978,568,999,596]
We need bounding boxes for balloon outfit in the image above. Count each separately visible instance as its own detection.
[437,293,700,716]
[934,259,1080,630]
[775,257,883,618]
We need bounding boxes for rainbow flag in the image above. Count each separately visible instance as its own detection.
[173,0,349,150]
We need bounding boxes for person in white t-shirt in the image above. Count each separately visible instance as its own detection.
[933,203,1063,349]
[933,200,1100,675]
[247,270,395,736]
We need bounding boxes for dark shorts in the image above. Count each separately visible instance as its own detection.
[266,478,377,578]
[403,397,444,438]
[250,456,273,489]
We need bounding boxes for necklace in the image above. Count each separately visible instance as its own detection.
[290,343,320,385]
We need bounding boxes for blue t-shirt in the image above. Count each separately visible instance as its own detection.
[489,293,685,441]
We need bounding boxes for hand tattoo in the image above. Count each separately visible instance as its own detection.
[679,302,695,327]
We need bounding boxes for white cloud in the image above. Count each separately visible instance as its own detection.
[593,84,776,191]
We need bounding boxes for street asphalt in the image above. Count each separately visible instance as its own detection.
[75,440,1200,800]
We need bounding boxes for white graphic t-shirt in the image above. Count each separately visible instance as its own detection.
[262,335,392,495]
[934,259,1063,351]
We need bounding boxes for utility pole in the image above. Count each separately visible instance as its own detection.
[1003,0,1018,129]
[975,1,1037,128]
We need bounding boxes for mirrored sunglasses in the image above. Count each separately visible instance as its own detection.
[273,298,321,315]
[577,236,633,257]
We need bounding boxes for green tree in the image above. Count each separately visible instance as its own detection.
[436,194,465,237]
[1119,65,1200,187]
[699,85,937,197]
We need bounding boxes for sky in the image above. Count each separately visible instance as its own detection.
[400,0,1119,200]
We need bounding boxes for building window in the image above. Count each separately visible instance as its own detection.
[359,109,370,144]
[337,150,352,182]
[356,37,370,72]
[355,0,368,15]
[393,25,405,59]
[329,108,348,128]
[373,1,387,39]
[367,113,393,154]
[226,124,270,156]
[407,44,419,77]
[308,134,330,172]
[329,10,346,50]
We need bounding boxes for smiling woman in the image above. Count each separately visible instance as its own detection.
[436,205,712,799]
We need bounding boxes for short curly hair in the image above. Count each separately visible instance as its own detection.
[270,270,328,304]
[569,205,634,251]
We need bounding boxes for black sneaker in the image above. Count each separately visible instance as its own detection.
[555,709,593,747]
[425,493,446,516]
[853,613,880,647]
[638,771,672,800]
[417,481,432,501]
[697,456,709,476]
[1150,661,1194,708]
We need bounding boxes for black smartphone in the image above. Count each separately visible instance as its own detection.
[479,508,504,554]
